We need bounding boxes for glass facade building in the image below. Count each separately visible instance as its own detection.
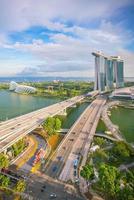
[114,60,124,88]
[93,52,106,92]
[92,52,124,92]
[106,59,114,90]
[9,81,37,94]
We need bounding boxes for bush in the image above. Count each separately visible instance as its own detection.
[80,164,94,180]
[94,137,106,147]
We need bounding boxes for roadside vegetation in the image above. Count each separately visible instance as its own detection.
[43,116,62,137]
[80,137,134,200]
[0,138,31,169]
[11,138,27,157]
[0,173,26,200]
[0,153,9,169]
[0,142,27,199]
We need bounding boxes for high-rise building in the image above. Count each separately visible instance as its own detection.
[112,56,124,88]
[92,52,124,92]
[92,51,106,92]
[106,59,114,90]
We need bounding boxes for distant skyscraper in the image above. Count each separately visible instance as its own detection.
[92,52,124,92]
[112,56,124,88]
[106,59,114,90]
[92,51,106,92]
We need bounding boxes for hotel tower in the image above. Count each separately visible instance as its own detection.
[92,51,124,92]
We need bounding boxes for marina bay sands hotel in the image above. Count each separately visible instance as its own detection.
[92,51,124,92]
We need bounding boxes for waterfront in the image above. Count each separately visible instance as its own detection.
[110,106,134,143]
[0,90,60,121]
[62,102,89,129]
[0,90,89,127]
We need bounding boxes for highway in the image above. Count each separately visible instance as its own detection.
[44,97,106,180]
[0,95,84,153]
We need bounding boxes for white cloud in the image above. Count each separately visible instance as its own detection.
[0,0,134,77]
[5,20,131,77]
[118,49,134,76]
[0,0,133,32]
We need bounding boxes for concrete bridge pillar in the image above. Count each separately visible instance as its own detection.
[58,108,67,116]
[3,149,7,155]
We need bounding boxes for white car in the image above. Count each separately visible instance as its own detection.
[50,193,57,199]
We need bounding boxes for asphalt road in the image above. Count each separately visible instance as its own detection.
[19,170,84,200]
[44,97,106,180]
[20,134,47,172]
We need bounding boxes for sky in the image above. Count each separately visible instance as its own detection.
[0,0,134,77]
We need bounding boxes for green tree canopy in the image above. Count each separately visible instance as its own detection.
[12,139,26,157]
[55,118,62,130]
[98,163,120,199]
[43,117,62,137]
[94,137,106,147]
[112,141,132,159]
[117,185,134,200]
[80,164,94,180]
[91,149,108,166]
[0,153,9,169]
[0,174,10,188]
[14,180,26,193]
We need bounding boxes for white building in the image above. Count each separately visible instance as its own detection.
[9,81,37,94]
[111,87,134,99]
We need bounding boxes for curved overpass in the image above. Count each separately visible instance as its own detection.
[0,95,85,153]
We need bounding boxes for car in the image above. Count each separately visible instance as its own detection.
[69,138,74,142]
[57,156,62,161]
[74,178,79,184]
[71,132,75,135]
[52,166,57,172]
[11,127,15,130]
[42,185,46,189]
[41,189,44,192]
[50,193,57,198]
[74,170,77,176]
[74,165,77,169]
[62,146,66,150]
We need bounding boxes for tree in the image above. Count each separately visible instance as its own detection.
[112,141,131,159]
[14,180,26,193]
[80,164,94,180]
[92,149,108,166]
[55,117,62,130]
[43,117,55,136]
[94,137,106,147]
[12,139,26,157]
[0,174,10,188]
[117,185,134,200]
[98,163,120,199]
[43,117,62,137]
[0,153,9,169]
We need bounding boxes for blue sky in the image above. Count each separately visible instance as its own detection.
[0,0,134,77]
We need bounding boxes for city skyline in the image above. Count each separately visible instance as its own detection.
[0,0,134,77]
